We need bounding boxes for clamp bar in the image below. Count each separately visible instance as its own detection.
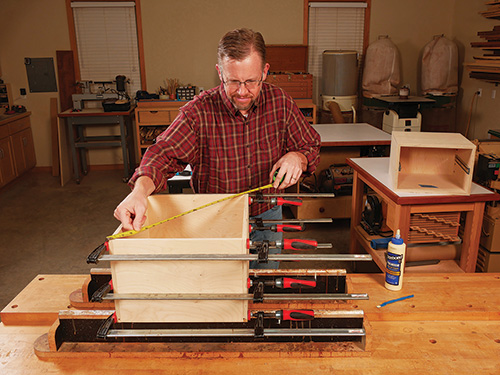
[98,253,372,262]
[252,193,337,198]
[106,327,365,338]
[101,292,369,301]
[249,218,333,224]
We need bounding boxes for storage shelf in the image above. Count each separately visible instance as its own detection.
[353,225,464,273]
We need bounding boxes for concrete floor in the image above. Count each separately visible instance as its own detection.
[0,169,131,317]
[0,169,375,319]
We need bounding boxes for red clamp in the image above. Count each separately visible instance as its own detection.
[283,238,318,250]
[279,309,314,321]
[281,277,316,289]
[275,197,302,206]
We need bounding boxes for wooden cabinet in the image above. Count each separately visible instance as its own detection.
[0,112,36,188]
[134,100,186,158]
[0,136,16,186]
[11,127,36,175]
[295,98,317,124]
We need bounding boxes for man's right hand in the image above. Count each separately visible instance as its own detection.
[114,176,155,231]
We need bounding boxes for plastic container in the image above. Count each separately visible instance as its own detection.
[385,229,406,291]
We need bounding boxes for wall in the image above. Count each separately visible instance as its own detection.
[141,0,304,93]
[0,0,494,169]
[453,1,500,139]
[369,0,455,93]
[0,0,70,169]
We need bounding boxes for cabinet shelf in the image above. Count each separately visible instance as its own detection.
[0,83,13,110]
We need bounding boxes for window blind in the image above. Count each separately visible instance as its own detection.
[308,2,366,103]
[72,1,141,97]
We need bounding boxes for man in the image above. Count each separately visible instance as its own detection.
[114,28,320,267]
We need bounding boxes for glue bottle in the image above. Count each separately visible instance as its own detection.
[385,229,406,291]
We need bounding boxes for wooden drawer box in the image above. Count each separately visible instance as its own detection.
[136,109,171,125]
[266,73,313,99]
[480,213,500,252]
[108,194,249,323]
[389,132,476,195]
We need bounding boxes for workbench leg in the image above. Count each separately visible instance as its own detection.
[76,125,88,175]
[119,116,129,182]
[67,119,81,184]
[393,205,412,243]
[460,202,485,272]
[126,116,136,174]
[349,170,364,254]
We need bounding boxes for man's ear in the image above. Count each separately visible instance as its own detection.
[263,62,270,80]
[216,64,223,81]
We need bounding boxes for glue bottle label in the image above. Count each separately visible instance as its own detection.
[385,251,404,286]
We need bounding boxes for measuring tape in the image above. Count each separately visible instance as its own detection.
[107,183,275,240]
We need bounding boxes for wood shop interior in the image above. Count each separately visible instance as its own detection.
[2,1,500,373]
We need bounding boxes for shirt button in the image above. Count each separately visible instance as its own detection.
[247,165,251,169]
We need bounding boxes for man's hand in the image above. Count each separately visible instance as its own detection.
[270,152,308,189]
[114,176,155,231]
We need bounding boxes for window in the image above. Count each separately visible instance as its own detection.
[305,1,370,103]
[68,1,145,98]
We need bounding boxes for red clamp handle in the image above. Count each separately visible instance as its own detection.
[275,224,303,233]
[283,238,318,250]
[282,277,316,289]
[281,309,314,321]
[276,197,302,206]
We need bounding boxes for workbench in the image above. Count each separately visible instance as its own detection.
[58,107,136,183]
[347,157,500,273]
[1,273,500,374]
[294,123,391,219]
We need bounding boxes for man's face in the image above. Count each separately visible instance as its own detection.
[217,50,269,115]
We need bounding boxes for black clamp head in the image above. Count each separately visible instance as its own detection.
[257,240,269,264]
[253,311,265,338]
[253,281,265,303]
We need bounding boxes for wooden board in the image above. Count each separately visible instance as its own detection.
[7,273,500,326]
[109,194,249,323]
[2,320,500,373]
[266,44,308,72]
[349,273,500,321]
[0,275,84,326]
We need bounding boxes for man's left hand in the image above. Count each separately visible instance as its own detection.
[270,152,308,189]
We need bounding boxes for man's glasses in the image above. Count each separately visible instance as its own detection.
[222,74,264,91]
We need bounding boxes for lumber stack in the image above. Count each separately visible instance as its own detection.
[466,2,500,81]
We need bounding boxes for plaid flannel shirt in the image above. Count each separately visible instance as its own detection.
[129,82,321,216]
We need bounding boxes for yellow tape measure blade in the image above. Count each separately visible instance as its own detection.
[107,183,274,240]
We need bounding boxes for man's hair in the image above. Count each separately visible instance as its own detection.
[217,28,266,68]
